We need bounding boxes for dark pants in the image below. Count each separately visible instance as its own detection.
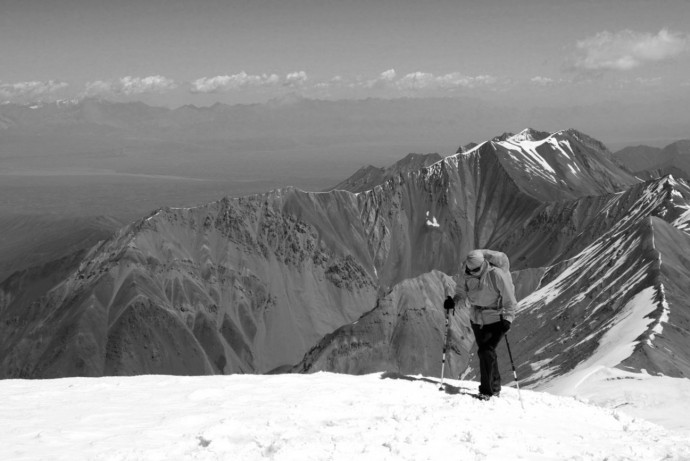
[471,322,504,396]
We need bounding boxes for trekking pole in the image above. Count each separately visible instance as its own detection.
[503,334,525,410]
[439,300,454,390]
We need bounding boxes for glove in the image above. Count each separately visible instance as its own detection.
[501,318,511,333]
[443,296,455,311]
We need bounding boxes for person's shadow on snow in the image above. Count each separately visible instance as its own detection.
[379,371,472,396]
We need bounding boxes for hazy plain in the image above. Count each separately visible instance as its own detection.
[0,135,448,281]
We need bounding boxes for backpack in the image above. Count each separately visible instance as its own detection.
[478,249,510,273]
[478,249,513,308]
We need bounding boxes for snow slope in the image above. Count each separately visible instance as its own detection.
[3,372,690,461]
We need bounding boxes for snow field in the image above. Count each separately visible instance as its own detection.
[561,367,690,434]
[3,372,690,461]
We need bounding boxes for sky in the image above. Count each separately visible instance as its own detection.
[1,0,689,108]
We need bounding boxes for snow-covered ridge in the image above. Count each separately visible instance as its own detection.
[513,173,690,392]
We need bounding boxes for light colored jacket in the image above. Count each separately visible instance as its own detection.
[445,261,517,326]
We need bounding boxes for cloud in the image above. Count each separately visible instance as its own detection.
[342,69,498,92]
[0,80,69,100]
[83,80,113,97]
[395,72,436,90]
[187,69,500,97]
[572,29,689,72]
[285,71,308,87]
[190,72,280,93]
[395,72,497,91]
[190,72,309,93]
[83,75,177,97]
[531,76,555,86]
[379,69,397,82]
[119,76,177,95]
[350,69,398,89]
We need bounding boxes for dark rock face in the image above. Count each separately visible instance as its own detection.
[4,128,687,383]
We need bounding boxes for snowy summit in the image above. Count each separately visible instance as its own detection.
[2,372,690,461]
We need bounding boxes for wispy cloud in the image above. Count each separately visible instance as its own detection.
[120,76,177,95]
[190,71,308,93]
[0,80,69,101]
[83,75,177,97]
[190,72,280,93]
[355,69,398,89]
[284,71,308,87]
[530,76,555,86]
[395,72,497,91]
[342,69,498,92]
[572,29,689,72]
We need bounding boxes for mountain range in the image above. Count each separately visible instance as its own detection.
[4,126,689,391]
[2,97,689,183]
[614,140,690,181]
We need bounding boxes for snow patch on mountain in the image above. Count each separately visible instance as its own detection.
[672,204,690,232]
[425,211,440,228]
[542,286,659,394]
[497,138,559,184]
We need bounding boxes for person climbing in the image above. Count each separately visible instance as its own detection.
[445,249,517,400]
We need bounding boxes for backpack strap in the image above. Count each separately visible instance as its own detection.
[487,267,503,310]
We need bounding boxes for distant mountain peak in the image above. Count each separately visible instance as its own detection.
[456,142,479,154]
[509,128,552,143]
[476,128,640,202]
[327,152,442,193]
[490,128,552,144]
[492,132,514,142]
[614,138,690,181]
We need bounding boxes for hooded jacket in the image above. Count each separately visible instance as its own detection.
[446,260,517,326]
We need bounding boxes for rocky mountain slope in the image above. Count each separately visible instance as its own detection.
[0,128,668,381]
[297,176,690,386]
[294,270,473,378]
[512,176,690,385]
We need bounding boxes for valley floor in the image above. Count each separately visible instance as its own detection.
[2,372,690,461]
